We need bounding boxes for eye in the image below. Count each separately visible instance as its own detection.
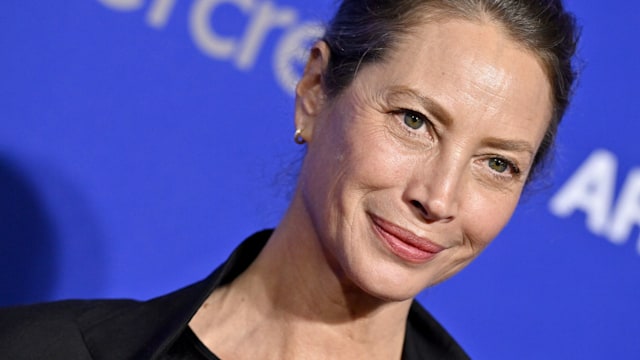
[487,157,520,175]
[403,111,426,130]
[388,108,435,147]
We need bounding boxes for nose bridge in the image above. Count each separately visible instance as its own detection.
[411,147,465,221]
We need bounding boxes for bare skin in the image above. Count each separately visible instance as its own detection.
[190,17,551,360]
[190,204,410,360]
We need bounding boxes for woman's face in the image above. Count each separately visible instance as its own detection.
[295,19,552,301]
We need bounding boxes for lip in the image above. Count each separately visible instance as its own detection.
[370,214,444,264]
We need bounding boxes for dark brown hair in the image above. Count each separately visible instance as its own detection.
[322,0,579,182]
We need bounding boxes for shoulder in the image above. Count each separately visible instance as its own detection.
[404,301,470,360]
[0,299,138,358]
[0,231,270,359]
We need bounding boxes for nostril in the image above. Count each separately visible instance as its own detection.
[410,200,427,215]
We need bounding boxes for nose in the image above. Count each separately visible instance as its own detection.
[403,153,464,223]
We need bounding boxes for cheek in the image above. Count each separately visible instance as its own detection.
[462,189,521,249]
[322,112,411,191]
[326,87,415,182]
[300,105,416,242]
[432,192,520,286]
[299,108,372,230]
[348,133,411,188]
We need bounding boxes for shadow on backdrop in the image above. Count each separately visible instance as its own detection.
[0,155,57,306]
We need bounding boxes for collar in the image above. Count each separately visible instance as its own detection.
[76,229,468,359]
[78,230,273,360]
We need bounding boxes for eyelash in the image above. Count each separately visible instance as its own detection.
[391,107,523,181]
[486,156,522,180]
[392,109,432,135]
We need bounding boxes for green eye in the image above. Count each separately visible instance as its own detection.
[488,158,509,173]
[403,112,425,130]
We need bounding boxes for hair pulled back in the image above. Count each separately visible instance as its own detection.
[322,0,579,182]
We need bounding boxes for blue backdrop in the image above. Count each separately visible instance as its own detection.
[1,1,638,358]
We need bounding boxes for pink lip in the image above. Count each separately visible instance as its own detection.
[370,214,444,264]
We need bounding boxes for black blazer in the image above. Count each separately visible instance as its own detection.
[0,230,469,360]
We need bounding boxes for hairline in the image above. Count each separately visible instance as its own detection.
[321,3,557,183]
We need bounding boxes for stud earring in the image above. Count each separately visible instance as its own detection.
[294,128,306,144]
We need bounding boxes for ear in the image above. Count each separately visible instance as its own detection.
[294,41,331,143]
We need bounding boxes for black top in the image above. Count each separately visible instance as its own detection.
[0,230,469,359]
[166,327,219,359]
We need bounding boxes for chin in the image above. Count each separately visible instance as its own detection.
[360,278,426,303]
[344,259,433,303]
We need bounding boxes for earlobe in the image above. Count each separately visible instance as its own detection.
[294,41,331,143]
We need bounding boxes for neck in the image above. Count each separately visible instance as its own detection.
[191,192,412,360]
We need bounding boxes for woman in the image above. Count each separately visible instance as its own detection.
[0,0,578,359]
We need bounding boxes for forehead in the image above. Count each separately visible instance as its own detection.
[362,18,553,135]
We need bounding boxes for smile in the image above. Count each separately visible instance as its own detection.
[370,214,445,264]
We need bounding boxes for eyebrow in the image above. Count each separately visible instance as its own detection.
[482,137,535,156]
[386,86,536,156]
[386,86,454,127]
